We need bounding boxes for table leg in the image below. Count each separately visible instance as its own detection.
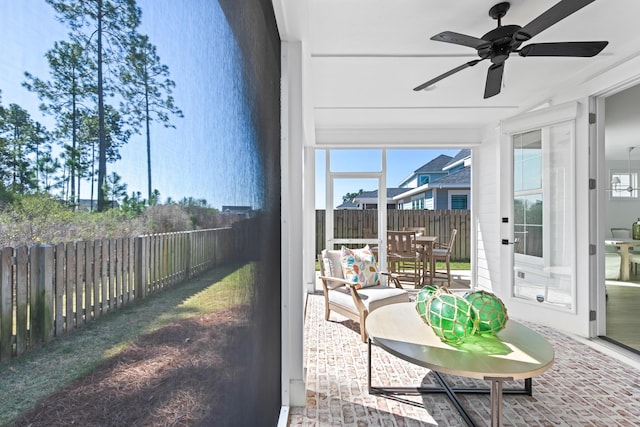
[429,243,435,285]
[369,340,530,426]
[486,376,512,427]
[619,246,630,281]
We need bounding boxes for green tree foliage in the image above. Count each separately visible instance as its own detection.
[120,34,183,200]
[0,103,48,194]
[102,171,127,209]
[46,0,141,211]
[342,189,364,202]
[23,40,94,204]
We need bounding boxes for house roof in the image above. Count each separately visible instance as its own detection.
[398,154,453,187]
[413,154,453,174]
[443,149,471,170]
[393,166,470,200]
[431,166,470,187]
[335,199,359,209]
[353,188,407,204]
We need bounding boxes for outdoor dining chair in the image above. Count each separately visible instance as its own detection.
[387,230,422,288]
[432,229,457,287]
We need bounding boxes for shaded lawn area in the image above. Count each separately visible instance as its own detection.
[0,263,255,427]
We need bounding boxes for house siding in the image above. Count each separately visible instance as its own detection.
[473,136,502,294]
[436,190,449,209]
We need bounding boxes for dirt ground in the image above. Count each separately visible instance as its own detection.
[9,306,252,427]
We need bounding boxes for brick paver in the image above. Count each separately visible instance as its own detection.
[289,289,640,426]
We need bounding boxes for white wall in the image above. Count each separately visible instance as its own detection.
[604,83,640,236]
[472,132,503,295]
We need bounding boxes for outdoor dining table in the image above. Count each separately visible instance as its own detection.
[415,235,438,286]
[605,238,640,281]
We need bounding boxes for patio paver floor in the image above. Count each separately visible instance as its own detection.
[289,277,640,426]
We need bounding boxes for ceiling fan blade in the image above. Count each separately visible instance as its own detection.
[514,0,595,42]
[431,31,491,50]
[413,59,483,91]
[484,63,504,99]
[519,41,608,57]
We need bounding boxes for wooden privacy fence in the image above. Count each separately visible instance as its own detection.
[0,223,253,362]
[316,209,470,261]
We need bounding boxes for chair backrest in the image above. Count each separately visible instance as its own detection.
[611,228,631,239]
[387,230,416,255]
[320,249,345,280]
[441,229,458,254]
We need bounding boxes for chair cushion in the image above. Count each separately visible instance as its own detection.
[341,245,381,288]
[328,285,409,312]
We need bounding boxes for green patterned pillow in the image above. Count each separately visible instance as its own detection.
[341,245,381,289]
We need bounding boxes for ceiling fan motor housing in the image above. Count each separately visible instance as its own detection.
[480,25,523,63]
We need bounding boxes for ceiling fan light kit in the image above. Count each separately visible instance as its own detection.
[608,146,640,195]
[414,0,608,98]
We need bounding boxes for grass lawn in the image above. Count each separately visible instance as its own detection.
[0,263,252,426]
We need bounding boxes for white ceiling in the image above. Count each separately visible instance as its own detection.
[274,0,640,154]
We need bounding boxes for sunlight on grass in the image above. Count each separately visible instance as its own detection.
[0,263,254,425]
[144,263,254,333]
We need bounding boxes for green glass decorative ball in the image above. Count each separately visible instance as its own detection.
[426,293,478,344]
[415,286,450,325]
[464,290,508,335]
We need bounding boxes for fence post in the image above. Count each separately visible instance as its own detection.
[40,245,54,343]
[30,245,54,346]
[185,232,192,279]
[0,248,13,362]
[135,236,147,299]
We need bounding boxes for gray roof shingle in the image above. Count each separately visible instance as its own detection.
[431,166,470,186]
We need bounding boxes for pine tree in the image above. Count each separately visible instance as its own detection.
[46,0,141,211]
[24,40,94,204]
[121,34,182,200]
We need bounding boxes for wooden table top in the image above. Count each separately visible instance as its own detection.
[366,303,554,380]
[605,239,640,246]
[415,235,438,243]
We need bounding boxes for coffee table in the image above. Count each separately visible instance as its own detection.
[366,302,554,427]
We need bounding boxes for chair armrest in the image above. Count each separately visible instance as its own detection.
[318,275,352,291]
[380,271,404,289]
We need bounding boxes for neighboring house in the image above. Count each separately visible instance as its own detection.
[221,205,252,216]
[397,154,453,188]
[348,149,471,210]
[350,188,406,209]
[395,149,471,210]
[77,199,119,211]
[334,199,360,209]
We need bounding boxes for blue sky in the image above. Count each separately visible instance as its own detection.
[1,0,262,209]
[1,1,460,210]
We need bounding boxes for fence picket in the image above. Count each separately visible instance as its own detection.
[16,247,28,356]
[317,210,470,261]
[1,226,251,362]
[0,248,13,361]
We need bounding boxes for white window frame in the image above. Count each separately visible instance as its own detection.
[448,190,470,210]
[609,168,639,199]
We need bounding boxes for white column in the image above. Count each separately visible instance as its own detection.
[304,146,316,293]
[281,41,306,408]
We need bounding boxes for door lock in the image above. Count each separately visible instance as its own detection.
[501,238,520,245]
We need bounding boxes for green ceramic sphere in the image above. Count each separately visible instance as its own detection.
[426,293,478,344]
[464,290,508,335]
[415,286,449,325]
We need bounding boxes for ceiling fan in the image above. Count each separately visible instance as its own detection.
[413,0,609,98]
